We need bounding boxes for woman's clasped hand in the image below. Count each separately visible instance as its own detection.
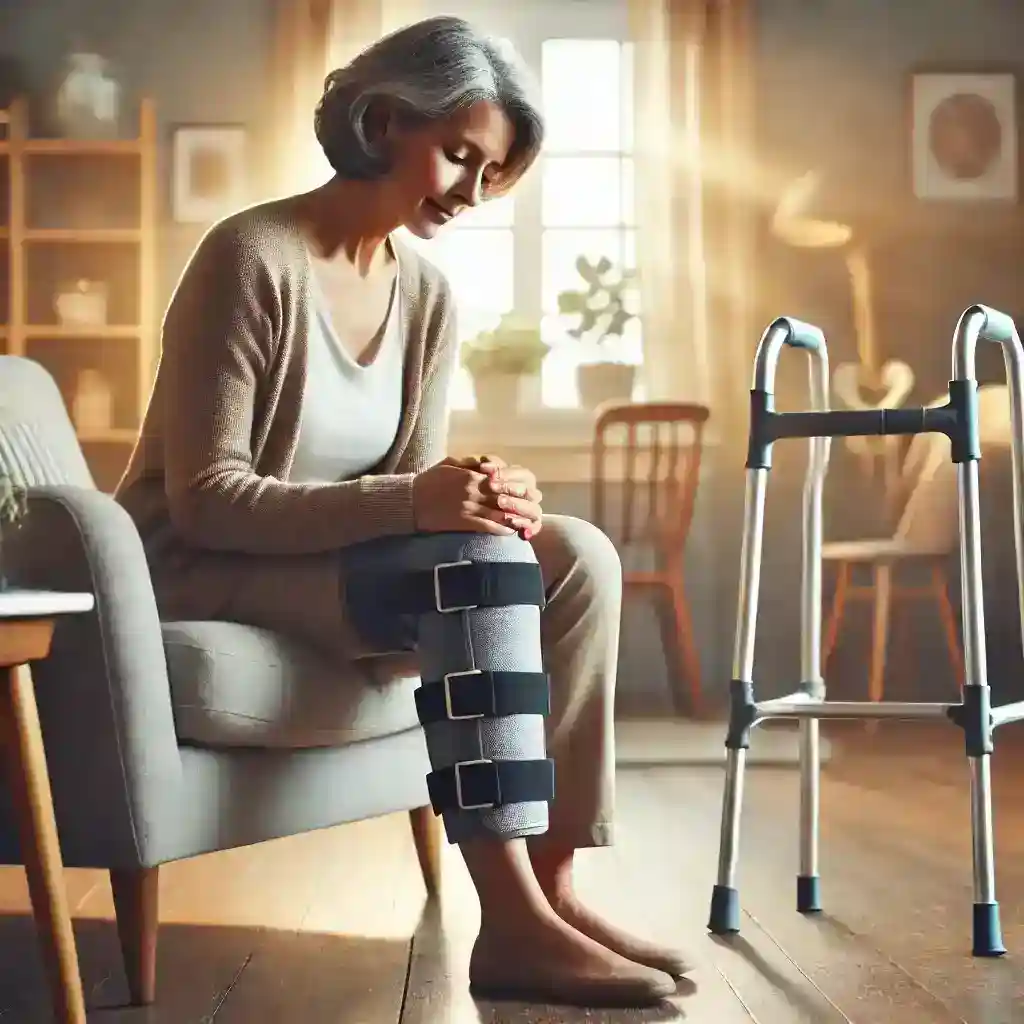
[412,454,543,538]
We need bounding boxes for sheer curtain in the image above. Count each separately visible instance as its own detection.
[270,0,422,194]
[628,0,756,412]
[629,0,709,404]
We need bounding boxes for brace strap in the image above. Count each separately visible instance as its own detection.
[416,670,551,725]
[427,757,555,814]
[353,560,546,615]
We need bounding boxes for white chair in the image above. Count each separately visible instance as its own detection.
[821,428,963,704]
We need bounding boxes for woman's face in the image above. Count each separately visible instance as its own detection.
[384,100,516,240]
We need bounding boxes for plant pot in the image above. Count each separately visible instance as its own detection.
[576,362,637,411]
[470,371,526,416]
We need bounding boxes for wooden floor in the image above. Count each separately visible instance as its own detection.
[2,722,1024,1022]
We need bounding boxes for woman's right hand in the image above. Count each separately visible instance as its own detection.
[413,461,522,535]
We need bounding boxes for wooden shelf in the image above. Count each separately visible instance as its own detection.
[24,228,142,244]
[23,325,141,339]
[1,96,157,488]
[22,138,144,157]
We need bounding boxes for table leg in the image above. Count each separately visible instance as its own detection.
[0,663,87,1024]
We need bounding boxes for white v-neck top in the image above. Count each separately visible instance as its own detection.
[289,263,405,484]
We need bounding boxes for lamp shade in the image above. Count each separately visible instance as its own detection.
[771,170,853,249]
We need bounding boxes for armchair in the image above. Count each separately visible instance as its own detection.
[0,355,441,1006]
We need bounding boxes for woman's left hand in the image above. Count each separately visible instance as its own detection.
[445,455,543,538]
[484,463,543,538]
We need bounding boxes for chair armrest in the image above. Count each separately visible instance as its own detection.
[0,486,182,868]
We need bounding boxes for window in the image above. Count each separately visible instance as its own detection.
[403,28,638,409]
[408,194,516,409]
[539,38,638,407]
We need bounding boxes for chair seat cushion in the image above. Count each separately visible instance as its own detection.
[822,539,947,562]
[163,621,421,749]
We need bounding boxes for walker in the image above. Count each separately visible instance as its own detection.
[707,304,1024,957]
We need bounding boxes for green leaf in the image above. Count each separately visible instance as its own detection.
[557,290,588,314]
[575,256,600,285]
[577,308,599,335]
[594,256,613,278]
[606,309,631,336]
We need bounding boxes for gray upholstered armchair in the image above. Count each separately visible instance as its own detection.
[0,355,441,1005]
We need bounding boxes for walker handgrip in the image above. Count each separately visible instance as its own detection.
[775,316,827,354]
[953,304,1021,381]
[973,305,1017,346]
[752,317,829,395]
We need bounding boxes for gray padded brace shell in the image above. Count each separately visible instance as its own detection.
[341,531,548,844]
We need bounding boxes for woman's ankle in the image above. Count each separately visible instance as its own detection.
[527,837,577,908]
[461,837,557,930]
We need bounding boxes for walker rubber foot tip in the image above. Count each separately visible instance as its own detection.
[972,902,1007,957]
[708,885,740,934]
[797,874,822,914]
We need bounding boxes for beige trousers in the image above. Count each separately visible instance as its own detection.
[527,515,621,849]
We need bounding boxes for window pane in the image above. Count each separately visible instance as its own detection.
[427,228,515,320]
[543,157,632,228]
[541,315,644,408]
[455,193,515,229]
[621,42,634,152]
[541,228,636,312]
[621,158,635,225]
[542,40,623,153]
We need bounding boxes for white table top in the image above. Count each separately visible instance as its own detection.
[0,589,94,619]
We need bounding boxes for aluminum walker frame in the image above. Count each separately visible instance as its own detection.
[707,304,1024,957]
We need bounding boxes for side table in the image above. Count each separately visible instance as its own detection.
[0,589,94,1024]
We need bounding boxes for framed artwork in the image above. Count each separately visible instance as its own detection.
[910,70,1018,202]
[171,124,248,224]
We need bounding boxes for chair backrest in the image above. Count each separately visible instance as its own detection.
[893,430,959,553]
[0,356,94,488]
[592,401,710,558]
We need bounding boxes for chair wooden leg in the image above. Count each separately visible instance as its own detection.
[670,577,702,715]
[653,582,699,717]
[932,564,965,689]
[868,564,892,706]
[822,562,850,672]
[409,806,442,897]
[110,866,159,1006]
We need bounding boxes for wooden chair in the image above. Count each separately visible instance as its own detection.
[592,402,711,715]
[822,430,963,704]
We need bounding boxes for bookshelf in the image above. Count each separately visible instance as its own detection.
[0,97,157,490]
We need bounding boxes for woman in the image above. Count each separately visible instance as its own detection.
[117,15,689,1009]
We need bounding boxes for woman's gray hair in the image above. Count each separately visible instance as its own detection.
[314,15,543,191]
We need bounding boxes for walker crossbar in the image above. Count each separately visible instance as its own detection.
[707,305,1024,959]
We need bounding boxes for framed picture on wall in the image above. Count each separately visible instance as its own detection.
[910,70,1019,202]
[171,124,248,224]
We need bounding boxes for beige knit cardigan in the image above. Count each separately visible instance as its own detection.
[117,199,457,658]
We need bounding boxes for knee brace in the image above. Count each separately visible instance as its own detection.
[357,533,553,843]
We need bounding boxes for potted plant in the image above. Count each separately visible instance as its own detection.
[0,472,27,591]
[460,313,550,415]
[557,255,639,410]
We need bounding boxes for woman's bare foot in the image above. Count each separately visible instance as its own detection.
[549,891,695,979]
[469,908,676,1008]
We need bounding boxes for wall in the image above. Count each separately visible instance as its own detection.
[2,0,1022,711]
[0,0,274,306]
